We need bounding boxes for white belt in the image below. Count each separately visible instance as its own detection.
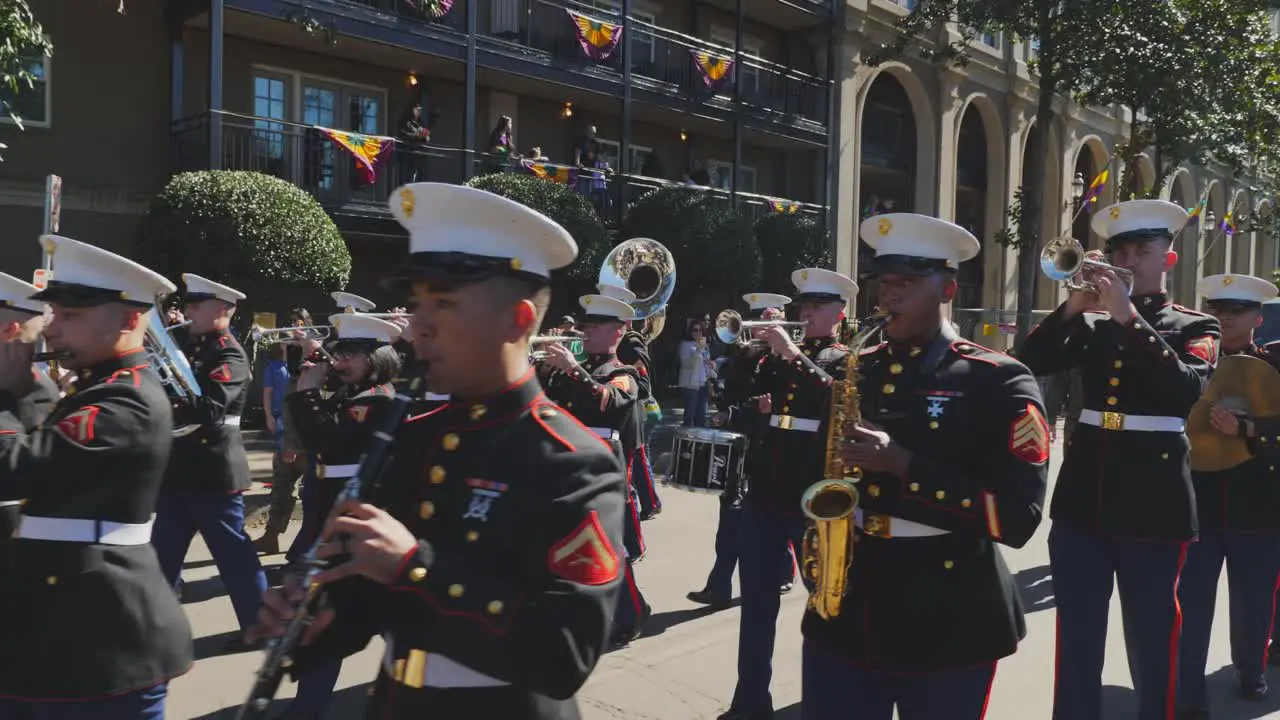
[222,415,242,427]
[423,393,450,402]
[317,463,359,479]
[382,644,509,689]
[17,515,155,545]
[587,426,620,441]
[0,500,22,508]
[855,509,950,538]
[1079,409,1185,433]
[769,415,821,432]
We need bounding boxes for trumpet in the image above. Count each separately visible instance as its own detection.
[530,335,584,360]
[1040,235,1134,294]
[714,309,808,347]
[250,325,332,343]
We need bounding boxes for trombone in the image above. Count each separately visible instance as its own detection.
[530,335,584,361]
[715,309,807,348]
[1040,235,1134,294]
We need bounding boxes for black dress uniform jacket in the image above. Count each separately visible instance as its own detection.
[540,354,642,467]
[0,370,59,539]
[1018,293,1220,541]
[1193,343,1280,532]
[801,326,1048,673]
[286,380,396,520]
[292,372,627,720]
[0,350,193,699]
[746,336,849,516]
[166,328,252,493]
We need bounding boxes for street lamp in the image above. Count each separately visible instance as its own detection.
[1071,172,1086,202]
[1204,210,1217,230]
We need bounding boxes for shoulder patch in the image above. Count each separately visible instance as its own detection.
[1009,403,1049,464]
[547,510,620,586]
[208,364,232,383]
[348,405,370,423]
[1186,335,1219,364]
[56,406,102,446]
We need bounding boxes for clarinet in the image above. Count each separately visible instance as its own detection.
[236,377,425,719]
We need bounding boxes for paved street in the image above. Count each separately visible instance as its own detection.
[168,434,1280,719]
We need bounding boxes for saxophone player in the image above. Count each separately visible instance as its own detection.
[802,215,1048,719]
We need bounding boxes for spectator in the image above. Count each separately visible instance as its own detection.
[678,319,714,427]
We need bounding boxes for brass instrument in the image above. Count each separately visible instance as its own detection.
[1040,235,1134,294]
[530,335,584,361]
[250,325,332,343]
[714,309,808,348]
[1187,354,1280,471]
[144,307,205,438]
[800,312,889,620]
[598,237,677,343]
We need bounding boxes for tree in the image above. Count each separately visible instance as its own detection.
[0,0,53,131]
[754,213,833,294]
[136,171,351,298]
[464,173,611,302]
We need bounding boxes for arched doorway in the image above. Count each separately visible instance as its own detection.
[1256,202,1275,275]
[1070,151,1096,249]
[857,73,918,313]
[954,107,987,309]
[1165,172,1194,301]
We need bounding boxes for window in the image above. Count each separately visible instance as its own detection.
[252,73,291,169]
[706,161,756,194]
[0,49,51,127]
[1028,36,1041,59]
[977,29,1002,51]
[582,0,655,63]
[709,31,761,94]
[594,138,652,174]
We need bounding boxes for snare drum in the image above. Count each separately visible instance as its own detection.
[665,427,748,494]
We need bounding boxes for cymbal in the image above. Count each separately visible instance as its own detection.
[1188,355,1280,472]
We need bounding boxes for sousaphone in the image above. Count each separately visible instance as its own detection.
[598,237,677,342]
[1187,354,1280,471]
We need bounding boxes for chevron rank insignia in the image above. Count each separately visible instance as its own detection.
[56,406,102,447]
[1186,335,1219,364]
[1009,403,1049,464]
[208,364,232,382]
[348,406,370,423]
[547,511,620,586]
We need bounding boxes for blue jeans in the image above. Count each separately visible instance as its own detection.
[286,453,321,564]
[289,659,342,717]
[152,492,268,632]
[0,683,167,719]
[682,385,709,427]
[803,642,996,720]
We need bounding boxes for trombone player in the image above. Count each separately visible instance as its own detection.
[1177,273,1280,715]
[1018,200,1220,720]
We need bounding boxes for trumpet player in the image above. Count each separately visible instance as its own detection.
[0,235,192,717]
[1018,200,1220,720]
[1177,273,1280,715]
[719,267,856,720]
[538,290,651,646]
[253,183,626,719]
[151,274,268,653]
[800,215,1048,720]
[600,283,663,519]
[0,272,59,541]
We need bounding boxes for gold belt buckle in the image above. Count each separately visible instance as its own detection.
[1101,411,1125,431]
[863,513,892,539]
[315,465,326,479]
[777,414,794,430]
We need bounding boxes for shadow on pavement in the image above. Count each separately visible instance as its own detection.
[188,681,371,719]
[183,557,219,571]
[192,630,244,662]
[645,604,739,638]
[1199,663,1280,719]
[178,575,232,605]
[1015,564,1055,614]
[1100,685,1136,716]
[775,701,802,719]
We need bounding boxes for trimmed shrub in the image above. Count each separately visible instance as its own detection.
[754,212,833,293]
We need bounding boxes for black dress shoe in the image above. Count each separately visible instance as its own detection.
[1239,675,1268,701]
[610,603,653,647]
[1176,708,1210,720]
[1270,644,1280,666]
[779,582,794,595]
[687,589,731,610]
[221,634,264,654]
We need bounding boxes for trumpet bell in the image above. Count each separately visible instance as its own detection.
[1040,235,1083,283]
[599,238,676,341]
[715,309,745,346]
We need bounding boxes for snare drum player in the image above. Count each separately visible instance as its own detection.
[540,289,652,646]
[802,214,1048,719]
[0,235,193,718]
[254,183,626,719]
[152,273,268,651]
[688,292,797,611]
[1177,273,1280,714]
[1018,200,1220,720]
[718,268,856,720]
[0,272,59,540]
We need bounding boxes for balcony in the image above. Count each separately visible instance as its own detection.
[171,111,825,227]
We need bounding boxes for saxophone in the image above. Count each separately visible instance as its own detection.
[800,312,889,620]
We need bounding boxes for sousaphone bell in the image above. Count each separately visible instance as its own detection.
[598,237,677,342]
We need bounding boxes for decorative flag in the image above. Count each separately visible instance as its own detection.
[691,50,734,91]
[409,0,454,19]
[1221,211,1236,236]
[1083,168,1108,206]
[567,9,622,62]
[769,200,799,214]
[521,159,576,185]
[1186,190,1209,228]
[316,127,395,184]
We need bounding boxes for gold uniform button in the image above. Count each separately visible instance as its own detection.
[883,384,896,395]
[448,584,465,598]
[943,560,954,570]
[935,490,946,500]
[786,393,795,400]
[1161,453,1169,460]
[929,421,939,430]
[469,404,487,420]
[419,501,435,519]
[909,482,920,492]
[868,484,881,498]
[1109,378,1120,387]
[1148,335,1157,344]
[538,408,557,419]
[45,576,57,585]
[466,530,479,542]
[781,406,791,414]
[565,401,574,408]
[1113,360,1123,369]
[961,498,972,508]
[442,433,460,451]
[408,567,427,582]
[890,363,903,375]
[487,600,504,615]
[909,347,922,358]
[1162,350,1171,358]
[1106,397,1118,407]
[429,466,446,484]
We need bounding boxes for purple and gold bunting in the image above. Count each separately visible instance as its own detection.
[691,50,734,91]
[567,9,623,62]
[521,159,577,185]
[408,0,454,19]
[769,200,800,214]
[316,127,396,184]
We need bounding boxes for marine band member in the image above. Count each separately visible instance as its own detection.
[0,272,59,541]
[1178,273,1280,716]
[801,214,1048,719]
[0,235,193,718]
[152,273,268,651]
[254,182,627,720]
[1018,200,1220,720]
[720,267,856,720]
